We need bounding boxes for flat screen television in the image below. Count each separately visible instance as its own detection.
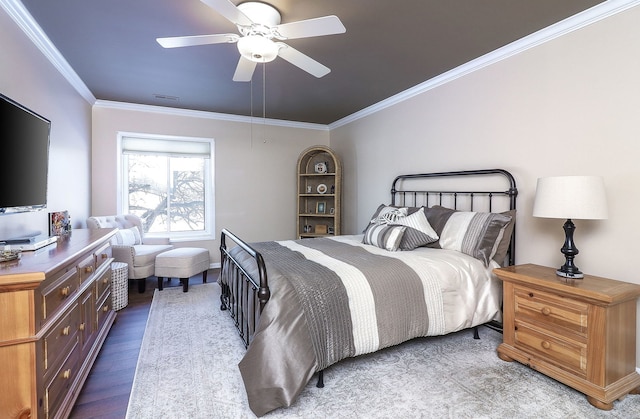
[0,93,51,215]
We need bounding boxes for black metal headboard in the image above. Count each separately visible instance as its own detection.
[390,169,518,265]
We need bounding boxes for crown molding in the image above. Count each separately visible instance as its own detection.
[4,0,639,131]
[329,0,640,129]
[94,100,329,131]
[1,0,96,104]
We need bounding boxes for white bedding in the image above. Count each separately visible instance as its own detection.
[230,234,503,416]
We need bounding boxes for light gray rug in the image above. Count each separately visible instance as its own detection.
[126,283,640,418]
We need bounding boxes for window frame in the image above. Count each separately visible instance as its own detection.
[117,132,215,242]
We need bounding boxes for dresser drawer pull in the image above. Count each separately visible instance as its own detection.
[103,277,109,284]
[79,323,85,331]
[103,305,109,312]
[541,341,551,350]
[101,253,109,259]
[84,266,94,274]
[60,286,70,297]
[541,307,551,316]
[62,325,71,336]
[62,369,71,379]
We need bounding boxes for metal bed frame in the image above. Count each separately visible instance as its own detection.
[219,169,519,377]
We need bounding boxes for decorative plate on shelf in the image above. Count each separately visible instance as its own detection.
[314,162,328,173]
[317,184,328,194]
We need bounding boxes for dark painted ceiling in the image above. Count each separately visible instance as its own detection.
[19,0,604,125]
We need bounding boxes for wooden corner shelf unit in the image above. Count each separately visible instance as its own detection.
[494,263,640,411]
[296,145,342,239]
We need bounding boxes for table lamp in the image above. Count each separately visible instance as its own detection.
[532,176,608,279]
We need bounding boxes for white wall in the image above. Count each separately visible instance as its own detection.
[330,5,640,362]
[91,104,329,263]
[0,6,92,240]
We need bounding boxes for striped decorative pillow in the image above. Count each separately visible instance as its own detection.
[439,211,513,266]
[363,224,407,251]
[390,207,439,250]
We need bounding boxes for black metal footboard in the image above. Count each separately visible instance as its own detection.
[219,228,270,348]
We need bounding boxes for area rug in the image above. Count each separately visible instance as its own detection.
[126,283,640,418]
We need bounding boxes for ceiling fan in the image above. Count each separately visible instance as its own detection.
[157,0,346,82]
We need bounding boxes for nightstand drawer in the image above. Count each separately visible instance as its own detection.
[514,286,588,336]
[514,320,587,377]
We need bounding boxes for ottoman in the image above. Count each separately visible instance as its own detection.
[154,247,210,292]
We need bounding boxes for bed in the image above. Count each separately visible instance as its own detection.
[219,168,518,416]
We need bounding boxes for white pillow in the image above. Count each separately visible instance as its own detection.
[439,211,512,266]
[390,207,439,250]
[115,227,142,246]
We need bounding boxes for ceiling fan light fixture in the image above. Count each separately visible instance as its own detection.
[237,35,279,63]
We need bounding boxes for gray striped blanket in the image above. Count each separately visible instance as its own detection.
[227,235,500,417]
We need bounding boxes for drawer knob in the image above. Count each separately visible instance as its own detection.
[541,341,551,350]
[541,307,551,316]
[101,253,108,259]
[62,326,71,336]
[60,286,70,297]
[103,277,109,284]
[85,266,94,273]
[103,305,109,312]
[63,369,71,379]
[79,323,85,331]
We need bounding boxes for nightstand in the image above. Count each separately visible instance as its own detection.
[495,264,640,410]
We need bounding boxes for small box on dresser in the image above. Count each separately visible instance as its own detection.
[495,264,640,410]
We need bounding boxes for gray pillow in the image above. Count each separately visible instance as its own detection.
[427,205,514,266]
[362,224,407,251]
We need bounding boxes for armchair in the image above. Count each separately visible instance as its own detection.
[86,214,173,293]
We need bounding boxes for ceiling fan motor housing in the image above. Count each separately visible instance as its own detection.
[236,2,282,62]
[237,2,281,27]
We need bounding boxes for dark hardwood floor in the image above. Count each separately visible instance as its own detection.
[69,270,217,419]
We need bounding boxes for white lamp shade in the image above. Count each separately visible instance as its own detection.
[533,176,608,220]
[237,35,279,63]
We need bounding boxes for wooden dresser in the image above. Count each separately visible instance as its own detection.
[495,263,640,410]
[0,229,117,419]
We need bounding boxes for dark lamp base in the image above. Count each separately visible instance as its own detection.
[557,218,585,280]
[556,268,584,279]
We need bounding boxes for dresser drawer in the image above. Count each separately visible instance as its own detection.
[515,320,587,377]
[514,286,588,336]
[42,302,80,374]
[42,268,80,321]
[96,291,112,331]
[78,254,96,285]
[44,340,80,419]
[94,241,112,270]
[95,266,112,302]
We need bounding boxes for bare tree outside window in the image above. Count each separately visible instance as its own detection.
[127,154,206,234]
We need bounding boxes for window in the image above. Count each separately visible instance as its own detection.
[118,133,214,240]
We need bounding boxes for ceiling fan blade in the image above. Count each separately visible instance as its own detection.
[233,56,258,82]
[157,33,239,48]
[276,43,330,78]
[275,16,346,40]
[200,0,253,26]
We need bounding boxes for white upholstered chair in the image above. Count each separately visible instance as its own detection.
[86,214,173,293]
